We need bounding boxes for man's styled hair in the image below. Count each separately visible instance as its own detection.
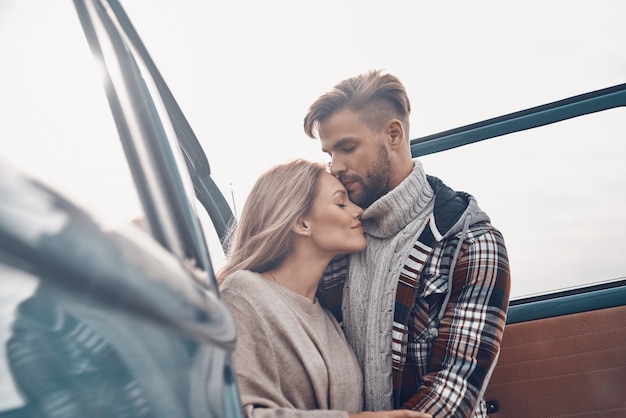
[217,159,326,284]
[303,69,411,141]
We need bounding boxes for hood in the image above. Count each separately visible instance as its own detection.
[427,175,491,239]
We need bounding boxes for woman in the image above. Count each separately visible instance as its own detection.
[218,159,430,418]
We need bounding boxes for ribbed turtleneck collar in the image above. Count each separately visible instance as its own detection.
[361,160,434,238]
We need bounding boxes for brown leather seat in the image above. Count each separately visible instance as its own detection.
[485,305,626,418]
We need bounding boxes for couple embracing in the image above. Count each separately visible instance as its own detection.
[217,70,511,418]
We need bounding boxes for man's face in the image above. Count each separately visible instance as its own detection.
[318,108,392,208]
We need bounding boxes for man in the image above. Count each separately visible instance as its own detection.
[303,70,511,418]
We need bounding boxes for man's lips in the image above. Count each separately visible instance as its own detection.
[342,179,356,191]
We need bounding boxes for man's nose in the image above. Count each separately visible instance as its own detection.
[329,157,346,176]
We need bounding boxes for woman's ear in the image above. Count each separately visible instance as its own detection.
[292,218,311,238]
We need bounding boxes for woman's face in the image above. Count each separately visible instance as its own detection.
[304,172,366,256]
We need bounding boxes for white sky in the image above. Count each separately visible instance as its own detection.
[1,0,625,300]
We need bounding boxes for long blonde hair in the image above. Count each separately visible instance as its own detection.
[217,159,326,284]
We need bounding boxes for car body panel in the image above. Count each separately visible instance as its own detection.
[0,161,241,418]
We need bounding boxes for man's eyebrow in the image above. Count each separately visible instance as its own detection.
[322,137,355,154]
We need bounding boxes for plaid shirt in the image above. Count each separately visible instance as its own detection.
[318,220,510,418]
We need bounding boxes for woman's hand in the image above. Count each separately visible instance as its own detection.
[349,411,431,418]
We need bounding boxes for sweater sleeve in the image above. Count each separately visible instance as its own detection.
[403,227,511,418]
[220,288,350,418]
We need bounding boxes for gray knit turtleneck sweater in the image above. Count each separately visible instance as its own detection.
[343,160,435,411]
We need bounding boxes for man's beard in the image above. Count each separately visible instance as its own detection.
[343,145,392,209]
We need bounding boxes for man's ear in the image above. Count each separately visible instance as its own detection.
[386,119,405,150]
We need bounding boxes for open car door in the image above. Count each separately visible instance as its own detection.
[411,83,626,418]
[0,1,242,417]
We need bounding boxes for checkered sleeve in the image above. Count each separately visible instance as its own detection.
[405,226,511,418]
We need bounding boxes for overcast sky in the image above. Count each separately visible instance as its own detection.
[1,0,625,300]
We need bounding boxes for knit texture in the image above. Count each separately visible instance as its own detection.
[343,160,435,410]
[320,159,511,417]
[220,270,363,418]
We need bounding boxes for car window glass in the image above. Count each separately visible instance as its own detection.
[0,1,143,229]
[197,198,228,273]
